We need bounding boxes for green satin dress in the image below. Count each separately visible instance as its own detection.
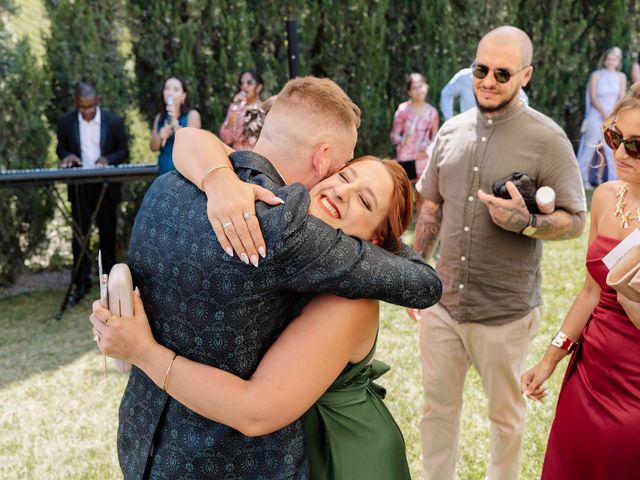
[302,335,412,479]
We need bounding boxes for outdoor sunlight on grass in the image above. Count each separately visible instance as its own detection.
[1,228,588,479]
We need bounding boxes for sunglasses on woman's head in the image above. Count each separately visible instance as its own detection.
[472,63,529,84]
[603,126,640,159]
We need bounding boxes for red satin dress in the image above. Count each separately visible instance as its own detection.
[542,236,640,479]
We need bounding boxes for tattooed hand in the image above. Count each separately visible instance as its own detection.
[477,181,530,233]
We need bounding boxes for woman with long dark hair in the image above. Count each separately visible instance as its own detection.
[149,76,201,176]
[219,70,264,150]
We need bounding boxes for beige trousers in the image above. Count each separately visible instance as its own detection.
[419,303,540,480]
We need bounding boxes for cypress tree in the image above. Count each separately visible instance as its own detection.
[196,0,254,129]
[387,0,455,119]
[516,0,590,143]
[307,0,391,156]
[0,4,54,283]
[44,0,130,124]
[245,1,313,92]
[128,0,254,130]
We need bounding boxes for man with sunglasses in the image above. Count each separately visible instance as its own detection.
[439,66,529,121]
[412,26,586,480]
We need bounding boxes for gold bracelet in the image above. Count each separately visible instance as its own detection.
[200,164,232,190]
[162,352,178,392]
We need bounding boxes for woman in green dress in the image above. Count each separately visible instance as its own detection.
[91,152,436,479]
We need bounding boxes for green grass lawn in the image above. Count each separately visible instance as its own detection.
[0,231,587,480]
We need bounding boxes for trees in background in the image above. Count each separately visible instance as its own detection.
[0,0,53,283]
[44,0,130,124]
[1,0,640,282]
[127,0,640,153]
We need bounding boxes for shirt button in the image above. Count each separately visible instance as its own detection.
[464,226,470,232]
[487,119,493,125]
[481,136,487,142]
[473,166,479,172]
[461,256,466,261]
[468,196,474,202]
[459,283,465,289]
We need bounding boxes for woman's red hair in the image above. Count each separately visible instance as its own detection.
[348,156,412,253]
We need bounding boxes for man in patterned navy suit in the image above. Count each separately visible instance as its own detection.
[118,77,441,479]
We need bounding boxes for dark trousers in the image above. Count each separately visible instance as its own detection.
[69,183,117,288]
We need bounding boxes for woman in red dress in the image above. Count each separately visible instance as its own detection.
[521,83,640,480]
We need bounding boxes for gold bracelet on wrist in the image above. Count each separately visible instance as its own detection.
[162,352,178,392]
[201,164,232,190]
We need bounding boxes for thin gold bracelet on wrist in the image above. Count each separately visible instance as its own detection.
[200,164,232,190]
[162,352,178,392]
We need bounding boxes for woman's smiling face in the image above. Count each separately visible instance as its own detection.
[308,159,394,244]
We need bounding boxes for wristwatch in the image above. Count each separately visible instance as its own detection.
[521,214,538,236]
[550,331,577,353]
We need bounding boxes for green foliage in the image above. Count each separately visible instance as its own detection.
[517,0,590,143]
[44,0,130,124]
[4,0,640,282]
[386,0,456,133]
[127,0,254,130]
[306,0,391,156]
[0,19,54,284]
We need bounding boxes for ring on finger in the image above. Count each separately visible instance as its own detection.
[222,222,234,229]
[104,312,114,325]
[93,330,102,342]
[243,212,254,221]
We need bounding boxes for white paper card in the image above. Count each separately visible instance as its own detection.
[603,229,640,270]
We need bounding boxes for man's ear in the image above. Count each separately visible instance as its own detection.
[371,235,383,246]
[96,95,102,105]
[521,66,533,88]
[311,143,332,180]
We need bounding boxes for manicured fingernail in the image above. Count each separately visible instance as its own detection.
[225,247,234,257]
[258,246,266,258]
[274,196,285,204]
[134,287,140,296]
[250,255,259,267]
[240,253,249,264]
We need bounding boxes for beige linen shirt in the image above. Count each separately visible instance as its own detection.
[416,101,586,324]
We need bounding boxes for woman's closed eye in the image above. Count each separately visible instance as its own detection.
[359,195,372,211]
[339,172,350,182]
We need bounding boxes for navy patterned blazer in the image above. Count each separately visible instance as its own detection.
[119,151,442,479]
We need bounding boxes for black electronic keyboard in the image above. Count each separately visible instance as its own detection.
[0,163,159,187]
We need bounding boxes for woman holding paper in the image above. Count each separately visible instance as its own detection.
[521,84,640,479]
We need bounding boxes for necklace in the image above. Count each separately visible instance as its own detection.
[614,182,640,228]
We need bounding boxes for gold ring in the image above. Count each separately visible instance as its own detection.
[104,313,114,325]
[222,222,233,229]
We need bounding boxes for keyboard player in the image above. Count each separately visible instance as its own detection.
[56,81,129,305]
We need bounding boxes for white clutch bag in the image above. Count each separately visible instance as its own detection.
[108,263,134,373]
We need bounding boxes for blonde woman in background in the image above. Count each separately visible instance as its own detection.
[576,47,626,188]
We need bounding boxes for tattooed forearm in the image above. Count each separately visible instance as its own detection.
[528,211,586,240]
[413,200,443,261]
[496,205,530,233]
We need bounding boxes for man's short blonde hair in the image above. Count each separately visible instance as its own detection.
[271,76,361,130]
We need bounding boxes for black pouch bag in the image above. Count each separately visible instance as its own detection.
[492,171,538,213]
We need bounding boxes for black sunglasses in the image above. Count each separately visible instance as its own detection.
[472,63,529,84]
[240,79,256,86]
[603,126,640,159]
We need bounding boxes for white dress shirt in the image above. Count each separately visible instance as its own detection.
[78,107,102,168]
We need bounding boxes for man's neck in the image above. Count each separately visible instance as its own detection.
[252,143,292,185]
